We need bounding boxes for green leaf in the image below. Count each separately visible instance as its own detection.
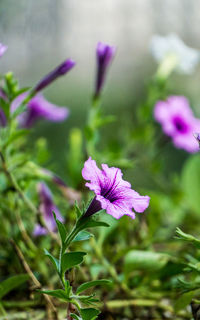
[0,274,29,299]
[38,289,69,301]
[53,212,67,245]
[72,231,93,243]
[75,202,82,219]
[76,279,111,295]
[61,252,86,273]
[77,216,110,231]
[124,250,169,274]
[174,291,195,312]
[11,103,27,119]
[182,155,200,214]
[80,308,100,320]
[175,227,200,249]
[44,249,59,272]
[4,129,28,147]
[70,314,82,320]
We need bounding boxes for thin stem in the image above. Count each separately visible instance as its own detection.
[10,239,58,320]
[15,206,37,252]
[0,303,8,319]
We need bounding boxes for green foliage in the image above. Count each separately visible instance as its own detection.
[61,252,86,274]
[38,289,69,301]
[0,274,29,300]
[44,249,59,272]
[72,231,93,242]
[76,279,111,295]
[53,212,67,246]
[79,308,100,320]
[182,155,200,214]
[124,250,169,273]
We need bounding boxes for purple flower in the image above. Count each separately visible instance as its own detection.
[33,59,75,93]
[154,96,200,153]
[0,43,7,58]
[95,42,116,98]
[33,182,64,236]
[82,157,150,219]
[11,92,69,128]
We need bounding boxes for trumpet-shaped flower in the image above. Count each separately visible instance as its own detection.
[82,157,150,219]
[11,93,69,128]
[150,34,200,74]
[33,182,64,236]
[33,59,75,93]
[95,42,116,98]
[0,43,7,58]
[154,96,200,153]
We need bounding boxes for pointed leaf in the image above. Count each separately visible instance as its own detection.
[53,212,66,245]
[38,289,69,301]
[71,314,82,320]
[76,279,111,295]
[72,231,93,243]
[61,252,86,273]
[80,308,100,320]
[75,202,82,219]
[174,291,195,312]
[77,216,109,231]
[44,249,59,272]
[0,274,29,299]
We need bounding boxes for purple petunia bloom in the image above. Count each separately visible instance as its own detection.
[95,42,116,98]
[33,182,64,236]
[33,59,75,93]
[0,43,7,58]
[154,96,200,153]
[82,157,150,219]
[11,92,69,128]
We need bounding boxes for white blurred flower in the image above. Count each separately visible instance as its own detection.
[150,34,200,75]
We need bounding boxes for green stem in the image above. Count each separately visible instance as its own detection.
[0,303,7,319]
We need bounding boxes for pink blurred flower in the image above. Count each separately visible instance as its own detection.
[0,43,7,58]
[154,96,200,153]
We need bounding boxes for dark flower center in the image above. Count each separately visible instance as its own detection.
[173,116,188,133]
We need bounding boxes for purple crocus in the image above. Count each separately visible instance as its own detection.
[0,43,7,58]
[154,96,200,153]
[95,42,116,98]
[11,92,69,128]
[33,182,64,236]
[82,157,150,219]
[33,59,75,93]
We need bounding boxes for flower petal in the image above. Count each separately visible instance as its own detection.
[82,157,103,194]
